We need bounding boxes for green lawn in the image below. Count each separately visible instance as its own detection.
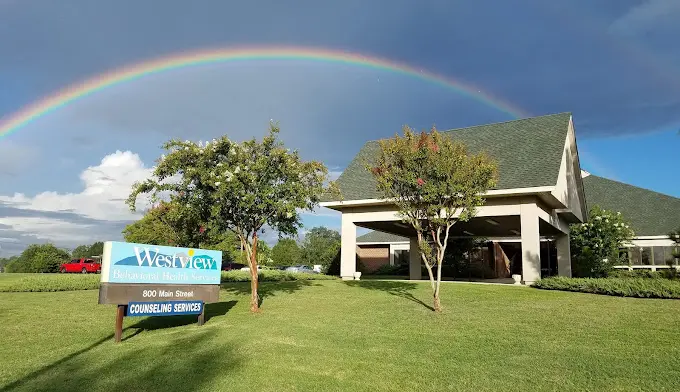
[1,279,679,391]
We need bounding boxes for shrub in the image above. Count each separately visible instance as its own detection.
[372,264,409,276]
[607,269,680,280]
[220,270,336,283]
[570,206,635,277]
[533,276,680,299]
[0,274,100,292]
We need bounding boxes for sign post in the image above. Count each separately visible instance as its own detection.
[98,241,222,343]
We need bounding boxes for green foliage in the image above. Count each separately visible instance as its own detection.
[0,273,100,292]
[71,242,104,258]
[569,206,636,278]
[271,238,301,267]
[533,276,680,299]
[5,244,70,273]
[300,226,340,269]
[122,201,205,248]
[369,126,497,310]
[127,124,330,250]
[0,255,18,272]
[372,264,409,275]
[127,124,333,310]
[607,268,680,280]
[669,227,680,245]
[220,270,335,282]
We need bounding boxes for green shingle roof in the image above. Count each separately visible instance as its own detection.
[327,113,572,202]
[357,175,680,241]
[582,175,680,237]
[357,231,408,243]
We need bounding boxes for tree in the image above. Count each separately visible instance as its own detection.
[88,242,104,257]
[0,255,18,273]
[301,227,340,269]
[71,245,90,259]
[127,124,332,312]
[7,243,70,273]
[370,127,497,312]
[122,202,186,246]
[271,238,302,267]
[72,242,105,258]
[570,205,635,277]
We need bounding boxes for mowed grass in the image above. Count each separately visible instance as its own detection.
[1,280,679,391]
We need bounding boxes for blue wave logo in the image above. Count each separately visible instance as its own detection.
[114,247,218,270]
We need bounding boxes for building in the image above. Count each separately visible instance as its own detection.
[320,113,680,283]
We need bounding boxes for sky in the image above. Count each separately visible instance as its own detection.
[0,0,679,256]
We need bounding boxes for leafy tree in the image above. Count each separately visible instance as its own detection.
[88,242,104,257]
[370,126,497,312]
[72,242,105,258]
[71,245,90,259]
[301,227,340,269]
[7,244,70,273]
[122,202,187,246]
[271,238,302,267]
[127,124,332,312]
[0,255,18,272]
[570,206,635,277]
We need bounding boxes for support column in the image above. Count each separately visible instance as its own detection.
[556,234,572,277]
[340,213,357,280]
[409,237,422,280]
[520,202,541,285]
[389,245,395,266]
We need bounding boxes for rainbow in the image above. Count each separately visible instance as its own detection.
[0,46,529,139]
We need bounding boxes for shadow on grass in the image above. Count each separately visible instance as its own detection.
[123,300,238,341]
[2,301,239,391]
[344,280,434,311]
[3,329,241,392]
[220,280,319,307]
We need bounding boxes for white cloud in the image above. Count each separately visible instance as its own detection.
[0,150,153,241]
[609,0,680,37]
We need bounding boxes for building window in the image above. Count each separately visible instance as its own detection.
[641,247,652,265]
[394,250,409,266]
[630,248,642,265]
[653,247,666,266]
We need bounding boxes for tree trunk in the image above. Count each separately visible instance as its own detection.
[249,232,260,313]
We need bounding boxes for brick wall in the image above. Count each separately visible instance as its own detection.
[356,245,390,273]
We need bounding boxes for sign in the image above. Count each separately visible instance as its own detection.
[100,241,222,285]
[127,301,204,317]
[98,283,219,305]
[99,241,223,341]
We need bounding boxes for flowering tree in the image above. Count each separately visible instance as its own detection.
[370,126,497,312]
[127,123,332,312]
[569,205,635,277]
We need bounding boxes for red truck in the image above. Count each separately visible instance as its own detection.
[60,257,102,274]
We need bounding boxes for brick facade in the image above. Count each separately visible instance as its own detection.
[356,245,390,273]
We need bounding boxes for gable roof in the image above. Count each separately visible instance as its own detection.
[357,231,408,244]
[327,113,572,202]
[582,175,680,237]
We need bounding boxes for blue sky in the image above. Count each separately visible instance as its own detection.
[0,0,679,255]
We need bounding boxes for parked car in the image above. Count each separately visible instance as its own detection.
[285,265,318,274]
[221,262,246,271]
[60,258,101,274]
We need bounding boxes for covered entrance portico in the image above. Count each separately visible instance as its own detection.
[334,195,574,285]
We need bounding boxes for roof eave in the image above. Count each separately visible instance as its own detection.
[320,186,557,210]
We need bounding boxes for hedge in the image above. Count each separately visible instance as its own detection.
[220,270,336,282]
[0,274,100,292]
[533,276,680,299]
[0,271,336,292]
